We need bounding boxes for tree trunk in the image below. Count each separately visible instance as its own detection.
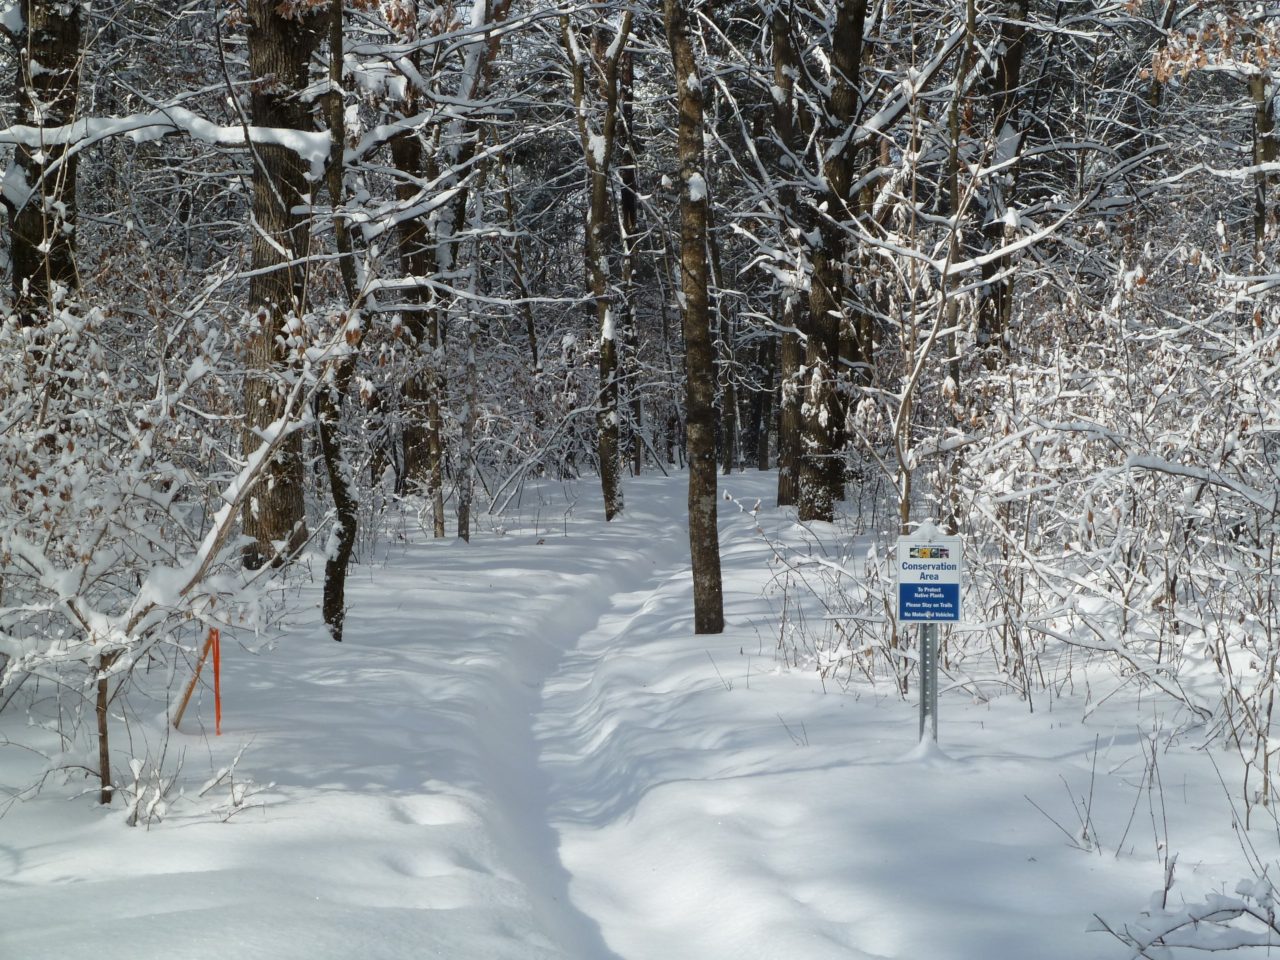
[706,199,739,476]
[1251,70,1275,267]
[619,50,644,476]
[458,223,484,542]
[241,0,320,568]
[976,0,1028,367]
[941,0,979,535]
[8,0,81,327]
[562,13,632,520]
[769,11,805,507]
[755,335,774,470]
[502,161,541,384]
[319,0,361,642]
[665,0,724,634]
[96,651,119,805]
[317,379,358,640]
[391,2,447,535]
[393,0,509,534]
[798,249,845,522]
[776,317,803,504]
[796,0,867,523]
[458,306,479,542]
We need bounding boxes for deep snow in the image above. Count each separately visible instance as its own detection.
[3,471,1277,958]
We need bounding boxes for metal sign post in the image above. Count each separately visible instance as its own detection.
[919,621,938,742]
[896,524,962,743]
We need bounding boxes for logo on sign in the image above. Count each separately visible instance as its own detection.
[908,545,950,559]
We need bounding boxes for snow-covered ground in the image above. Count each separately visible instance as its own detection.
[3,472,1277,958]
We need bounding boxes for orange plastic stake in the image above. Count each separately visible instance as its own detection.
[211,628,222,736]
[173,631,214,731]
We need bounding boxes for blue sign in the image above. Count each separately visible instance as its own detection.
[897,583,961,622]
[897,533,963,623]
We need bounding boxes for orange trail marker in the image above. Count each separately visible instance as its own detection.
[211,628,222,736]
[172,629,220,733]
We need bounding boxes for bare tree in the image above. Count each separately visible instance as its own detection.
[390,0,448,536]
[317,0,363,642]
[241,0,322,568]
[562,8,633,520]
[769,4,805,507]
[797,0,867,523]
[665,0,723,633]
[5,0,82,327]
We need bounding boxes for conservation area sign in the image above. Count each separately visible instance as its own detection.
[896,533,962,623]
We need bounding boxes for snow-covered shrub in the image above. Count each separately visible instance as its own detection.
[788,231,1280,820]
[952,252,1280,806]
[1094,876,1280,956]
[0,290,332,810]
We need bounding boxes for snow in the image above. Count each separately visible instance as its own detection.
[0,2,21,37]
[687,172,707,202]
[3,472,1276,959]
[996,120,1021,165]
[587,132,606,168]
[0,108,333,181]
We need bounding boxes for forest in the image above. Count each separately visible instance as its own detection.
[0,0,1278,956]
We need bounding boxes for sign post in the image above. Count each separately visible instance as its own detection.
[896,524,962,743]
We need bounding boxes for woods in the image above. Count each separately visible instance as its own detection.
[0,0,1275,838]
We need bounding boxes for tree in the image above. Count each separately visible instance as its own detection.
[665,0,723,633]
[5,0,82,327]
[240,0,322,568]
[562,6,633,520]
[768,4,805,507]
[794,0,866,523]
[317,0,363,642]
[389,0,448,535]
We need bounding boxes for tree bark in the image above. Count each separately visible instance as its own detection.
[319,0,361,642]
[241,0,320,568]
[7,0,81,327]
[96,651,118,805]
[1251,70,1275,267]
[768,9,805,507]
[796,0,866,523]
[976,0,1028,367]
[665,0,724,634]
[777,315,803,504]
[619,50,645,476]
[562,13,632,520]
[755,335,774,470]
[391,1,446,534]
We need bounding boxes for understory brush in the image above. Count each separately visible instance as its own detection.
[764,256,1280,951]
[0,287,347,819]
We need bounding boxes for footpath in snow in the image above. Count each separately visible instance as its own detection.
[1,472,1270,959]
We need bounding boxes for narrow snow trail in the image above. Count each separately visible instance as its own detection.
[532,474,903,960]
